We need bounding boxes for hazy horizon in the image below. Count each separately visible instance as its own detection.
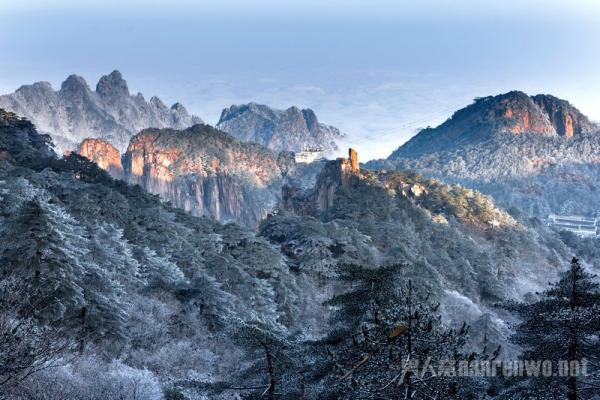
[2,0,600,160]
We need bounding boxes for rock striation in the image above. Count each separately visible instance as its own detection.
[119,124,284,228]
[216,102,344,153]
[0,70,202,153]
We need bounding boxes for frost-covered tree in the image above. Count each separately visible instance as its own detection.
[87,223,141,288]
[501,257,600,399]
[226,319,296,400]
[0,276,70,389]
[313,263,476,399]
[0,197,87,323]
[134,246,185,290]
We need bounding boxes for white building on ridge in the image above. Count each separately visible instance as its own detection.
[547,214,600,238]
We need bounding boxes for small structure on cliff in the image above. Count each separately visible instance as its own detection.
[547,213,600,238]
[294,147,326,164]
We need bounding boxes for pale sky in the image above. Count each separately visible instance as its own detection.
[1,0,599,160]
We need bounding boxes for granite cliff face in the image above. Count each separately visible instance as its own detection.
[119,124,284,228]
[282,148,359,215]
[216,102,343,153]
[372,91,600,217]
[78,138,124,179]
[0,70,202,153]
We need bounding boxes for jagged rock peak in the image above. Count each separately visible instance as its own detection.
[216,102,344,153]
[348,147,359,173]
[0,71,204,153]
[96,70,129,97]
[16,81,53,94]
[60,74,91,93]
[170,102,187,112]
[150,96,167,109]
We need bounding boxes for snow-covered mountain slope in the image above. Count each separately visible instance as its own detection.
[370,91,600,217]
[0,70,202,153]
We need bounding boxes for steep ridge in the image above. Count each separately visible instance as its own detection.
[0,70,202,153]
[77,125,323,228]
[216,102,344,153]
[0,108,54,164]
[372,91,600,217]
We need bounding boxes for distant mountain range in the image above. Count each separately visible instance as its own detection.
[0,73,346,158]
[371,91,600,217]
[0,70,202,153]
[216,102,344,153]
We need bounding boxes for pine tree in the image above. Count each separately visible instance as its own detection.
[87,223,141,289]
[315,263,475,399]
[134,246,185,290]
[227,318,296,400]
[1,197,132,350]
[501,257,600,399]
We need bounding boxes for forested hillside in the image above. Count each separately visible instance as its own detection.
[1,109,598,399]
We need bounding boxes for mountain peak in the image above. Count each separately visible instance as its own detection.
[216,102,343,153]
[60,74,90,93]
[150,96,167,110]
[0,72,204,153]
[96,69,129,97]
[392,91,597,158]
[170,102,187,113]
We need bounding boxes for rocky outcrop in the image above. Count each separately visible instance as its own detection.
[282,148,361,214]
[391,91,597,158]
[0,70,202,153]
[531,94,595,138]
[216,102,344,153]
[73,124,327,228]
[120,124,289,228]
[78,138,123,179]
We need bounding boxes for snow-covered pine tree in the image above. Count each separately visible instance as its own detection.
[1,195,132,350]
[501,257,600,399]
[87,223,141,289]
[227,318,295,400]
[133,246,185,290]
[0,197,87,323]
[315,263,476,399]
